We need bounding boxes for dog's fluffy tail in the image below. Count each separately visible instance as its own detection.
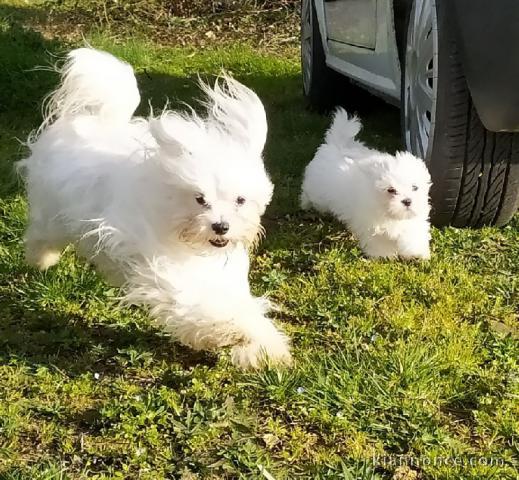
[324,107,362,151]
[41,48,140,129]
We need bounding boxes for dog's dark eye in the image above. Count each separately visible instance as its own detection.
[195,194,208,206]
[387,187,397,195]
[412,185,418,191]
[236,196,246,206]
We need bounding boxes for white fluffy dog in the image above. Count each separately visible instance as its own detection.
[301,108,432,259]
[20,48,292,369]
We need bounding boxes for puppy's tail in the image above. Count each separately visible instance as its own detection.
[324,107,362,151]
[41,48,140,129]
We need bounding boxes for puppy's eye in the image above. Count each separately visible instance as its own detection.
[236,196,246,206]
[412,185,418,191]
[387,187,397,195]
[195,194,208,206]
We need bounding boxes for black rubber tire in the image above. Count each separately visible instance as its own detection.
[301,0,340,112]
[403,0,519,227]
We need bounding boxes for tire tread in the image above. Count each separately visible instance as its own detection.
[427,3,519,226]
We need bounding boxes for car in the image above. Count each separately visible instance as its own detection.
[301,0,519,227]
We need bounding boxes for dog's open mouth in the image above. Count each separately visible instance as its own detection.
[209,238,229,248]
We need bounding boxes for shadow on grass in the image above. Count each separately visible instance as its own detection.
[0,290,218,375]
[0,4,65,200]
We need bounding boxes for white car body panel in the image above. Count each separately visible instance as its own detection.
[314,0,402,102]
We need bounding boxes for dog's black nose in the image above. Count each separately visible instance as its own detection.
[211,221,229,235]
[402,198,412,207]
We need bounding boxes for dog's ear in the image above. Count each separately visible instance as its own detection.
[200,75,268,159]
[395,151,432,187]
[149,113,203,157]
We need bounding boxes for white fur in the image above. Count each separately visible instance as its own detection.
[20,47,291,369]
[301,108,432,259]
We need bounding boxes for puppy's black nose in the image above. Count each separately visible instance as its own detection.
[211,221,229,235]
[402,198,412,207]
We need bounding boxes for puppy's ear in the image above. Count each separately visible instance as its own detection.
[395,151,432,187]
[200,75,267,158]
[149,112,204,157]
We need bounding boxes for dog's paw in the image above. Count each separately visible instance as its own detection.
[399,248,431,260]
[25,246,61,270]
[361,239,398,259]
[231,337,292,370]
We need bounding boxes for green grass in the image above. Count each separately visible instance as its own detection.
[0,2,518,479]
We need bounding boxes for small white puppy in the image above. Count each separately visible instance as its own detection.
[301,108,432,259]
[20,48,292,369]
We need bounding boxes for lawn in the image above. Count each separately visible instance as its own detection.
[0,2,518,479]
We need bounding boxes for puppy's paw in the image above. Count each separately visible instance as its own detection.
[25,246,61,270]
[399,247,431,260]
[361,236,398,259]
[414,250,431,260]
[363,251,396,260]
[231,336,292,370]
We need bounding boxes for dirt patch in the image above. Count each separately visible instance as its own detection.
[36,0,300,52]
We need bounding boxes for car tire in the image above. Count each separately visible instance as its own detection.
[301,0,340,111]
[402,0,519,227]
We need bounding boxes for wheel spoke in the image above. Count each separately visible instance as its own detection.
[418,39,433,71]
[418,83,433,107]
[416,0,428,40]
[418,0,432,38]
[404,0,437,159]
